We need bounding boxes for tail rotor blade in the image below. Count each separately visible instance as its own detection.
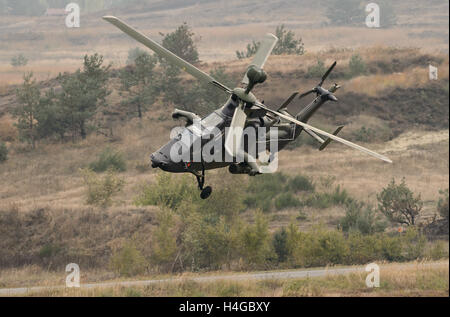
[319,61,337,87]
[254,101,393,163]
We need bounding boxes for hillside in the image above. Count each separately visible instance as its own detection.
[0,0,448,294]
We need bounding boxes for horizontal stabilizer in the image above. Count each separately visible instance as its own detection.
[319,126,344,151]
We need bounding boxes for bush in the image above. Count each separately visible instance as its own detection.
[149,210,179,272]
[437,189,449,222]
[238,212,274,268]
[244,173,286,212]
[402,226,426,260]
[274,193,301,210]
[89,147,127,172]
[0,142,8,163]
[11,54,28,67]
[306,60,327,79]
[305,185,352,209]
[427,241,448,260]
[339,200,387,235]
[377,178,423,226]
[348,54,367,77]
[273,228,289,262]
[134,173,196,210]
[236,24,304,59]
[287,175,315,192]
[81,168,125,207]
[352,126,376,142]
[126,47,150,65]
[110,241,148,277]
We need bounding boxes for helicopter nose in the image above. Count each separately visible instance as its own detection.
[151,152,167,168]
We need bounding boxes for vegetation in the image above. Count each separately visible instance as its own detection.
[57,54,111,140]
[10,54,28,67]
[339,200,387,235]
[11,73,40,148]
[119,53,159,119]
[81,168,125,207]
[18,261,450,297]
[236,24,305,59]
[126,47,150,65]
[110,240,147,277]
[0,141,8,162]
[306,59,327,79]
[89,147,127,173]
[10,54,111,146]
[348,54,367,77]
[377,178,423,226]
[161,22,199,64]
[437,189,449,222]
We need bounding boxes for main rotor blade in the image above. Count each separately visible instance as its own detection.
[242,33,278,85]
[319,61,337,87]
[103,16,232,93]
[254,101,393,163]
[278,92,299,111]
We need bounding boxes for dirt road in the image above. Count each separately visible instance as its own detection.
[0,261,447,296]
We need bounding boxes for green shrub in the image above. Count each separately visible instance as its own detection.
[81,168,125,207]
[110,241,148,277]
[244,173,286,212]
[149,210,179,272]
[381,235,403,261]
[377,178,423,226]
[437,189,449,222]
[339,200,387,235]
[305,185,352,209]
[238,212,274,268]
[306,60,326,79]
[274,193,301,210]
[346,233,383,264]
[352,126,376,142]
[273,228,289,262]
[11,54,28,67]
[89,147,127,172]
[291,226,349,267]
[402,227,426,260]
[0,142,8,163]
[134,173,196,210]
[126,47,150,65]
[427,241,448,260]
[348,54,367,77]
[287,175,315,192]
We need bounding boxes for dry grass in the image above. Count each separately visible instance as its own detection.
[7,260,448,297]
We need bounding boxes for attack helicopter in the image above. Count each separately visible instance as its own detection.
[103,16,392,199]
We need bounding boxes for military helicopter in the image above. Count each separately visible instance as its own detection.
[103,16,392,199]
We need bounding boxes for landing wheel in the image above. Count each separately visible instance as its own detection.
[200,186,212,200]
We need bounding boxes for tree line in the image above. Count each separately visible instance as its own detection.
[10,23,237,148]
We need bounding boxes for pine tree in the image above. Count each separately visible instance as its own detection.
[12,73,40,148]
